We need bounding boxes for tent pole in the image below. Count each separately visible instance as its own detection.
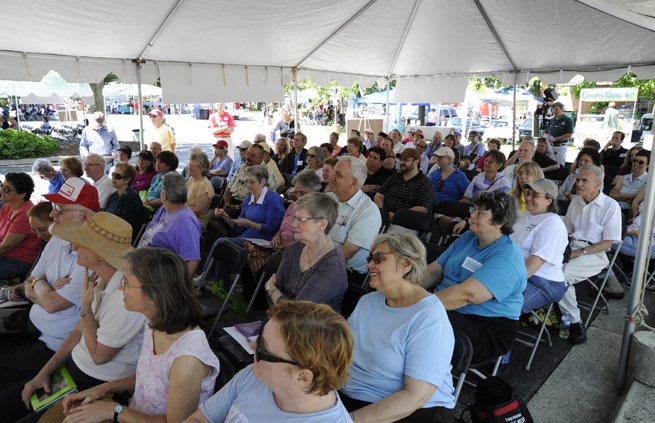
[293,68,299,134]
[385,78,390,132]
[137,62,144,150]
[14,94,20,126]
[512,72,517,148]
[616,146,655,390]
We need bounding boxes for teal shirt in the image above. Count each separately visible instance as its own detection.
[148,170,178,201]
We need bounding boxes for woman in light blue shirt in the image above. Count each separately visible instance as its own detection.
[341,233,456,423]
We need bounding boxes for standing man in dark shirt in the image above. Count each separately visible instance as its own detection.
[362,147,395,200]
[279,132,308,175]
[547,102,574,166]
[601,131,627,167]
[374,148,435,218]
[275,106,295,140]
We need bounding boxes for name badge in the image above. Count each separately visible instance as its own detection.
[620,153,626,158]
[462,256,483,273]
[297,160,303,165]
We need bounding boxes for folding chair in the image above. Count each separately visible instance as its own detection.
[282,173,294,187]
[434,201,471,244]
[212,351,237,393]
[131,207,151,247]
[581,240,624,328]
[196,240,248,339]
[422,241,446,264]
[210,176,226,206]
[247,251,284,313]
[389,209,436,242]
[340,283,368,319]
[515,243,571,371]
[544,167,570,182]
[463,170,478,182]
[378,207,391,234]
[451,330,474,403]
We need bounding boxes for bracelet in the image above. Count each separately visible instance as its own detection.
[31,277,44,288]
[636,230,639,237]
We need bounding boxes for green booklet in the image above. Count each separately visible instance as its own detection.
[28,366,78,413]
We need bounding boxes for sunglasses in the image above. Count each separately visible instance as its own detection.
[112,172,126,180]
[307,154,317,158]
[436,179,444,192]
[0,184,15,193]
[632,159,647,165]
[255,318,301,366]
[366,252,394,264]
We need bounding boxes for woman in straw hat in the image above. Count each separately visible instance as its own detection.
[58,248,220,423]
[0,213,147,423]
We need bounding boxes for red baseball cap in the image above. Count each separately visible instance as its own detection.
[213,140,229,149]
[43,177,101,212]
[148,109,163,117]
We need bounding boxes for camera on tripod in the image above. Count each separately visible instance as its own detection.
[535,87,559,131]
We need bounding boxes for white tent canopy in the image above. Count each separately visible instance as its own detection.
[0,70,92,99]
[103,83,162,98]
[0,0,654,103]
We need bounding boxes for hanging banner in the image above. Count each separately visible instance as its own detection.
[579,88,638,102]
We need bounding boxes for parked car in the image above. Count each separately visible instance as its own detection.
[401,106,457,125]
[446,117,485,137]
[481,120,519,142]
[518,118,535,139]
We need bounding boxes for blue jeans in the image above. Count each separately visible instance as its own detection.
[0,256,33,280]
[202,237,247,285]
[521,275,568,314]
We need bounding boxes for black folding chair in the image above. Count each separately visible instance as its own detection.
[340,283,368,319]
[378,207,390,234]
[282,173,294,187]
[131,207,152,247]
[390,209,435,241]
[422,241,446,264]
[210,176,226,206]
[604,165,620,181]
[196,240,248,339]
[463,169,478,182]
[247,251,284,313]
[434,201,471,244]
[451,330,474,403]
[544,167,569,182]
[212,351,237,393]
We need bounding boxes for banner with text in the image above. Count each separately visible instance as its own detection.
[579,88,638,102]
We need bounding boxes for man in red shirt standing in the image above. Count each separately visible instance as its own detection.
[209,102,236,155]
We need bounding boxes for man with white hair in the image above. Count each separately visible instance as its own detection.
[84,154,116,209]
[604,102,619,129]
[327,156,381,283]
[559,165,622,344]
[0,178,100,390]
[503,141,560,187]
[79,112,119,173]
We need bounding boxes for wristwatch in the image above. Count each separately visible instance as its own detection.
[114,404,123,423]
[80,310,93,319]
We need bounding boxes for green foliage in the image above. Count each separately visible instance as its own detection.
[283,77,394,106]
[468,77,508,94]
[0,129,59,160]
[103,72,120,85]
[571,72,655,113]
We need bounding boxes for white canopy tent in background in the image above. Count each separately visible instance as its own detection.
[1,0,655,390]
[103,83,162,98]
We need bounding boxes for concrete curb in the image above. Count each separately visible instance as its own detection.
[612,380,655,423]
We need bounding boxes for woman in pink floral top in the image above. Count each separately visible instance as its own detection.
[62,248,220,423]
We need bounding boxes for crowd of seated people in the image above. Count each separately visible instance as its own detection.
[1,126,652,423]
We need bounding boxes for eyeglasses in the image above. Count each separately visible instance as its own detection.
[112,172,126,180]
[0,184,15,193]
[307,154,317,158]
[149,116,157,119]
[30,227,50,234]
[366,252,394,264]
[119,277,142,290]
[469,207,489,217]
[292,216,322,223]
[633,159,647,165]
[255,318,301,366]
[53,204,87,215]
[517,171,533,177]
[524,191,543,199]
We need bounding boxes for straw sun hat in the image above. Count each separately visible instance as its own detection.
[51,212,133,271]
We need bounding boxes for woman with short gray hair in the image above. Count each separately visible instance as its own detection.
[32,158,64,194]
[423,190,527,364]
[306,146,325,181]
[265,193,347,312]
[139,172,202,276]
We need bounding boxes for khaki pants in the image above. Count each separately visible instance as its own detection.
[558,240,609,323]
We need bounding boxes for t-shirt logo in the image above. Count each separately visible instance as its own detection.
[225,406,249,423]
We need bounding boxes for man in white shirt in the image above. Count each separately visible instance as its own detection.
[1,178,99,390]
[426,108,438,126]
[84,154,116,209]
[559,165,622,344]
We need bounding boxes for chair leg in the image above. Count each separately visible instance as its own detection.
[247,273,266,313]
[523,304,553,371]
[207,274,241,340]
[195,258,214,290]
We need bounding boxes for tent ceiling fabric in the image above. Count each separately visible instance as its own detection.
[1,0,655,101]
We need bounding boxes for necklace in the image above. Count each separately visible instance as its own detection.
[304,238,330,271]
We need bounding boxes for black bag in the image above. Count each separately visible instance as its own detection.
[460,376,534,423]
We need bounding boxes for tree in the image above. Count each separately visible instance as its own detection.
[90,72,120,113]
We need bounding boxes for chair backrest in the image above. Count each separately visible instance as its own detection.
[340,283,368,319]
[211,176,225,192]
[213,351,237,393]
[604,165,620,181]
[556,199,569,217]
[137,206,151,227]
[390,209,435,235]
[199,235,206,254]
[463,170,478,182]
[423,242,446,264]
[435,200,471,220]
[544,167,569,182]
[263,250,284,274]
[378,207,390,233]
[210,194,221,210]
[452,330,473,374]
[282,173,294,187]
[212,240,248,274]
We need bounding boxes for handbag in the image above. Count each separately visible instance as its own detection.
[459,376,534,423]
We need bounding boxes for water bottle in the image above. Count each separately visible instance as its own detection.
[560,313,572,339]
